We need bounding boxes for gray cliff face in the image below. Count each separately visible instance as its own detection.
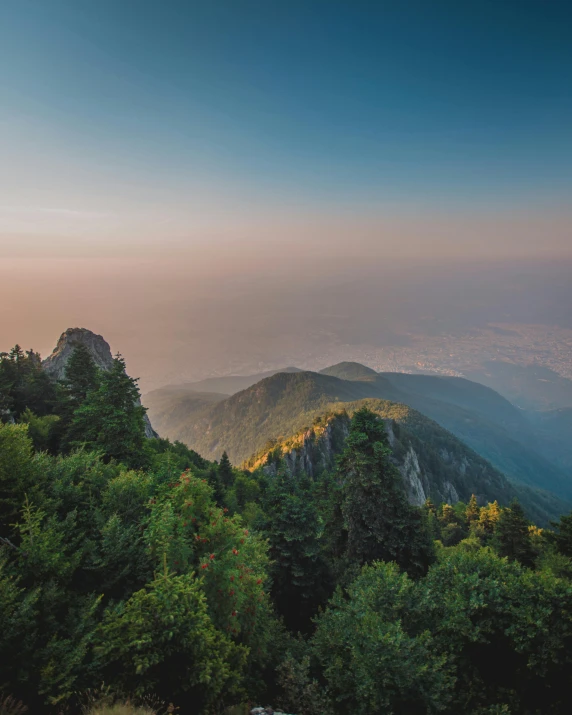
[262,412,468,507]
[42,328,114,378]
[42,328,156,438]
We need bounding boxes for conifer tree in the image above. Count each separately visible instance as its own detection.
[465,494,479,526]
[475,500,501,543]
[438,503,464,546]
[63,344,99,402]
[218,450,234,489]
[494,499,535,567]
[338,408,435,577]
[550,510,572,558]
[67,355,147,468]
[262,464,331,631]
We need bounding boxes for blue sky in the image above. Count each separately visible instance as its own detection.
[1,0,571,246]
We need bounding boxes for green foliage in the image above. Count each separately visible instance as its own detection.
[17,409,60,453]
[276,655,332,715]
[0,346,59,421]
[63,344,100,403]
[67,356,148,468]
[96,567,246,707]
[3,339,572,713]
[313,549,572,714]
[0,423,38,533]
[338,408,435,577]
[259,465,331,632]
[313,562,452,714]
[219,451,234,489]
[549,509,572,558]
[0,419,277,710]
[492,499,535,567]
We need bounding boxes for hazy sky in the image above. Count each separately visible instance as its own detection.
[1,1,571,385]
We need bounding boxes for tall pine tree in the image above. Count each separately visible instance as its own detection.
[338,408,435,577]
[494,499,535,567]
[67,355,147,468]
[218,451,234,489]
[63,344,99,402]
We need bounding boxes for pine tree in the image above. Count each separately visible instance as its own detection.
[67,355,147,468]
[466,494,480,526]
[339,408,435,577]
[550,510,572,558]
[475,500,501,543]
[63,344,99,402]
[218,450,234,489]
[262,464,331,631]
[439,503,464,546]
[494,499,535,567]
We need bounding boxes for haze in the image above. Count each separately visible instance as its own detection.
[1,1,571,390]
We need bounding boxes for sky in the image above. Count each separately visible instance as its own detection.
[1,0,572,385]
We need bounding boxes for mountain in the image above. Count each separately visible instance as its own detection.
[244,402,563,525]
[149,364,571,503]
[320,361,379,381]
[149,371,391,461]
[464,361,572,411]
[143,386,226,438]
[528,407,572,471]
[43,328,156,438]
[43,327,115,377]
[320,364,572,500]
[172,366,303,396]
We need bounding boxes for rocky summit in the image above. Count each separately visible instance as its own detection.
[43,327,156,438]
[42,327,114,378]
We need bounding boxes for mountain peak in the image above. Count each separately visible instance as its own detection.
[320,361,379,381]
[43,327,113,379]
[42,327,156,439]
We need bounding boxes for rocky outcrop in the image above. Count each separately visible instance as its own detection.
[259,413,434,505]
[42,327,114,378]
[399,446,426,506]
[42,328,157,438]
[252,408,516,508]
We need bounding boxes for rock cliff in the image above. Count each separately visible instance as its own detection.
[248,407,516,508]
[43,328,156,438]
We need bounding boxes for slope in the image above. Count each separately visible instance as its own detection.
[244,401,564,525]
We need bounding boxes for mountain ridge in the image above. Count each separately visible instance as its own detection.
[145,365,571,502]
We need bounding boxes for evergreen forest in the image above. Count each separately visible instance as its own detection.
[1,344,572,715]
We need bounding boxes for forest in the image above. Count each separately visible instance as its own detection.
[1,344,572,715]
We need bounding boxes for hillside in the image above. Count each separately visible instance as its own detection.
[528,407,572,471]
[244,401,563,525]
[143,385,226,438]
[149,365,572,503]
[170,366,303,395]
[151,371,396,461]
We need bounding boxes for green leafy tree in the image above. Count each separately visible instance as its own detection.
[18,408,60,453]
[420,547,572,713]
[493,499,535,567]
[313,548,572,715]
[95,567,246,709]
[313,562,453,714]
[338,408,435,577]
[439,503,465,546]
[67,355,147,468]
